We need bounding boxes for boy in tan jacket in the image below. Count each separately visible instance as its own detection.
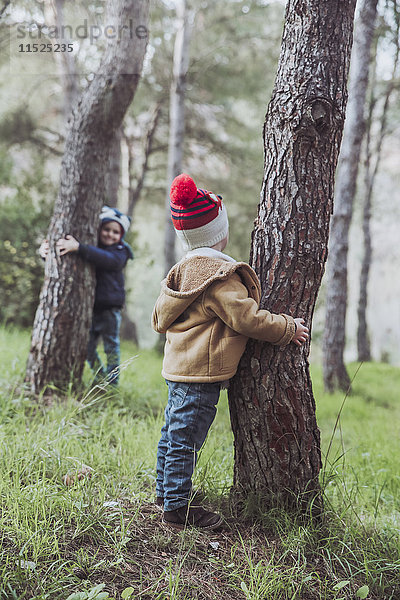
[152,174,309,530]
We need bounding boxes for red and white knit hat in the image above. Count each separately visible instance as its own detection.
[170,174,229,251]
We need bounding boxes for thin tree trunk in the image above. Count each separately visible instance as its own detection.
[164,0,194,274]
[105,126,123,207]
[357,13,399,361]
[120,307,139,345]
[127,103,161,216]
[51,0,80,119]
[323,0,378,392]
[25,0,149,394]
[122,104,161,348]
[357,110,374,362]
[228,0,357,511]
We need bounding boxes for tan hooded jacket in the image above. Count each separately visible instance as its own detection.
[152,253,296,383]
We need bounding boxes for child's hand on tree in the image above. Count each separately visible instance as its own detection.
[292,318,309,346]
[56,235,79,256]
[38,239,49,259]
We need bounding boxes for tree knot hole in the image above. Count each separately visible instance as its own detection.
[310,98,332,130]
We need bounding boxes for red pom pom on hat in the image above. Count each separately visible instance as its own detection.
[170,174,198,207]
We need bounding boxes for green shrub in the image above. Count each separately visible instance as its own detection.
[0,151,53,327]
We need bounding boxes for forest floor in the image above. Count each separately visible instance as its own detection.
[1,326,400,600]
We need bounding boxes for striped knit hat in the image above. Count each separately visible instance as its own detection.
[170,174,229,251]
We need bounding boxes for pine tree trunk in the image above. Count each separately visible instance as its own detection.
[164,0,193,274]
[25,0,149,394]
[228,0,357,510]
[323,0,378,392]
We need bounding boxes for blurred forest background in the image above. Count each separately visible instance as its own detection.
[1,0,399,363]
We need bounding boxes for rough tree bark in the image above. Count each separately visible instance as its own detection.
[164,0,194,274]
[323,0,378,392]
[228,0,357,510]
[25,0,149,393]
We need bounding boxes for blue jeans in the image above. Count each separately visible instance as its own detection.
[156,380,221,512]
[86,307,121,384]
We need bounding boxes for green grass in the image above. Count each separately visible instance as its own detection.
[0,326,399,599]
[314,362,400,532]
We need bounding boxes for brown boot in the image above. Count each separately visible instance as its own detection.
[163,504,223,530]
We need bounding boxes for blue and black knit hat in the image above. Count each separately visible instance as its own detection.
[100,206,131,235]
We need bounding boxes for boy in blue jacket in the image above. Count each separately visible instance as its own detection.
[56,206,133,384]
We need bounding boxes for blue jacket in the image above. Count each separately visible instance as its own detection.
[78,241,134,310]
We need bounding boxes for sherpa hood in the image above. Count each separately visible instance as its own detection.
[154,255,261,333]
